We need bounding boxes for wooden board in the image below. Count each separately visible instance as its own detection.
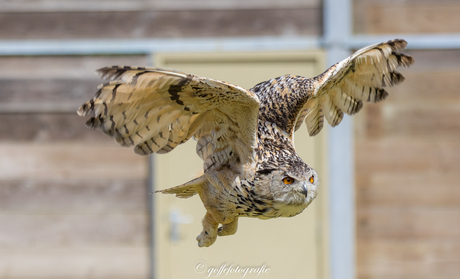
[0,9,321,40]
[0,55,149,113]
[354,0,460,34]
[354,48,460,278]
[0,143,147,180]
[356,172,460,207]
[357,239,460,279]
[0,56,148,79]
[0,54,152,279]
[0,179,148,214]
[0,248,149,279]
[1,0,319,12]
[0,113,110,142]
[356,140,460,173]
[0,214,148,247]
[357,207,460,239]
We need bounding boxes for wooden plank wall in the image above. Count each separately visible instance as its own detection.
[0,56,151,278]
[0,0,321,39]
[354,1,460,278]
[354,0,460,34]
[0,1,322,278]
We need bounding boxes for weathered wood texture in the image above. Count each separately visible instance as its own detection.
[0,214,148,247]
[0,0,319,12]
[0,144,147,180]
[0,179,148,214]
[0,8,321,40]
[0,113,109,142]
[355,49,460,278]
[0,56,147,112]
[354,0,460,34]
[357,240,460,279]
[0,248,149,279]
[0,143,150,277]
[0,55,151,278]
[0,56,148,78]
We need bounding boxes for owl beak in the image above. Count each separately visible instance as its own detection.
[302,184,309,197]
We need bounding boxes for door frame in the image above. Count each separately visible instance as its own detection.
[149,50,330,279]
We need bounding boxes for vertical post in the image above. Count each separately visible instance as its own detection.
[148,155,156,279]
[147,53,157,279]
[323,0,356,279]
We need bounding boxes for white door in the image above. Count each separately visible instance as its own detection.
[152,51,329,279]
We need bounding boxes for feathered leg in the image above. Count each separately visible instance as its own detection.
[218,218,238,236]
[196,212,219,247]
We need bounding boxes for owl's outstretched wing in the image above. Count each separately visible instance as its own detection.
[294,39,414,136]
[78,66,260,178]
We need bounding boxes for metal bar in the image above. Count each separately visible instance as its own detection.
[0,37,321,56]
[349,33,460,49]
[148,155,156,279]
[147,52,157,279]
[1,0,318,13]
[324,1,355,279]
[1,33,458,56]
[0,103,78,114]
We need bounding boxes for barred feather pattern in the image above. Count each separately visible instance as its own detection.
[249,74,313,137]
[157,175,206,198]
[295,39,414,136]
[77,39,414,247]
[78,66,260,177]
[78,40,413,180]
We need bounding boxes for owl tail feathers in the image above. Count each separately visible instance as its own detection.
[154,175,206,198]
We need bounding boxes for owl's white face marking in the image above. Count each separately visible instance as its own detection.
[251,166,319,218]
[271,168,319,217]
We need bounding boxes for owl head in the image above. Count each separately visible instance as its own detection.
[254,160,319,214]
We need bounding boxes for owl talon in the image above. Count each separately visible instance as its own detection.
[196,230,217,247]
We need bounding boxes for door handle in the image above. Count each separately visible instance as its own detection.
[169,207,193,242]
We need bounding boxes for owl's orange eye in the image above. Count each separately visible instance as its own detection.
[282,177,295,185]
[309,176,314,183]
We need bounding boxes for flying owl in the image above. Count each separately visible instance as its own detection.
[78,39,414,247]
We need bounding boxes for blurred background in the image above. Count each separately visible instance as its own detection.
[1,0,460,278]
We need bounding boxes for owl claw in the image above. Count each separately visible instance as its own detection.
[196,230,216,247]
[197,212,218,247]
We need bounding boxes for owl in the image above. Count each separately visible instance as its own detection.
[78,39,414,247]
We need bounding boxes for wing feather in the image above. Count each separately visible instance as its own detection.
[304,101,324,137]
[297,39,414,135]
[78,66,260,178]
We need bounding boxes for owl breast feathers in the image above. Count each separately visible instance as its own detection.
[78,39,414,247]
